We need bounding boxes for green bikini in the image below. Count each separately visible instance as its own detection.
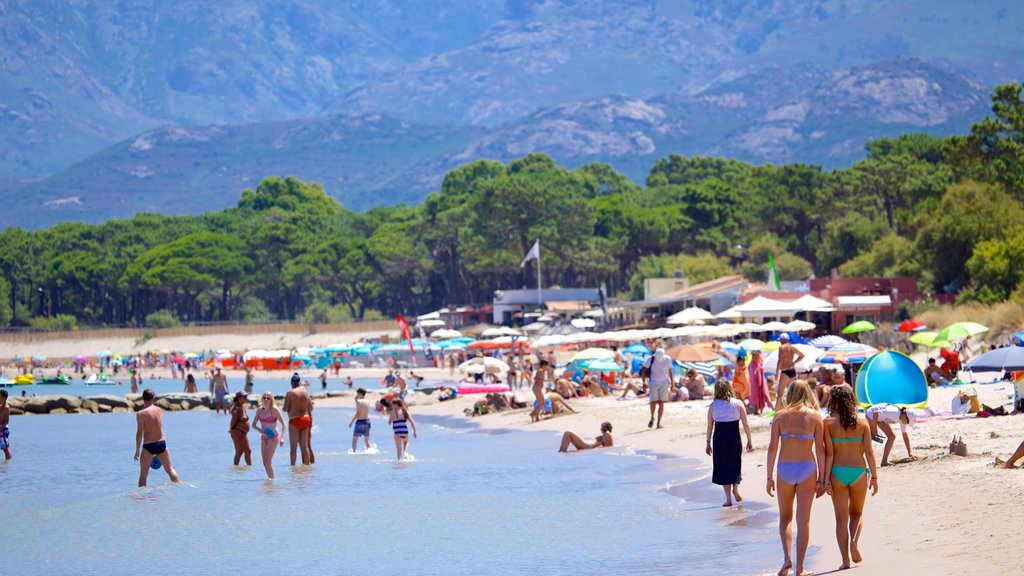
[830,436,870,487]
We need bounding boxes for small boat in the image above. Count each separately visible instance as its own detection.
[38,375,71,385]
[13,374,34,385]
[85,374,116,385]
[0,378,14,387]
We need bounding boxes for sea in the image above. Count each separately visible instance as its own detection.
[1,382,783,576]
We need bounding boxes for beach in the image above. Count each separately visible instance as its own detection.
[5,358,1024,574]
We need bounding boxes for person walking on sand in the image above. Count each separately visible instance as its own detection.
[824,385,878,570]
[0,390,12,460]
[212,367,230,414]
[529,359,549,423]
[748,350,771,414]
[348,387,373,452]
[284,374,313,466]
[766,380,825,576]
[253,391,285,479]
[388,398,417,461]
[228,392,252,466]
[646,348,674,429]
[733,352,750,402]
[559,421,613,452]
[774,334,805,411]
[133,389,181,487]
[706,378,753,507]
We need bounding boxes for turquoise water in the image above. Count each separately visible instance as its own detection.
[0,409,778,575]
[2,375,391,398]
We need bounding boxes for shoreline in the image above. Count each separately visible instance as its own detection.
[6,367,1024,574]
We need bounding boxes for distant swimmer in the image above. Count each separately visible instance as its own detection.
[0,390,11,460]
[133,389,181,487]
[348,387,373,452]
[253,391,285,479]
[184,373,198,394]
[228,392,252,466]
[244,367,254,394]
[284,374,313,466]
[388,398,417,461]
[319,369,328,391]
[558,421,613,452]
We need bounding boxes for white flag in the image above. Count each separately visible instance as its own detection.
[520,239,540,268]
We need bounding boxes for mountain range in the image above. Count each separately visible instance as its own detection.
[2,0,1021,227]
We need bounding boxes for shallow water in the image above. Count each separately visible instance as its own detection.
[3,375,390,398]
[1,409,778,575]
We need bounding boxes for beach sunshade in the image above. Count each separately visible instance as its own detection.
[96,349,112,358]
[664,345,721,363]
[32,355,46,361]
[763,344,823,374]
[622,343,652,355]
[678,361,718,378]
[896,320,927,333]
[570,318,597,329]
[73,355,88,362]
[819,342,878,364]
[855,351,928,408]
[908,331,952,348]
[934,322,989,343]
[810,335,849,350]
[758,321,789,332]
[784,320,817,332]
[965,346,1024,372]
[431,328,463,339]
[578,358,625,372]
[738,338,765,351]
[841,320,877,334]
[569,347,615,362]
[762,341,781,351]
[459,356,509,374]
[666,306,715,325]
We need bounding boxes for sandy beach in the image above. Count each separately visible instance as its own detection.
[7,358,1024,575]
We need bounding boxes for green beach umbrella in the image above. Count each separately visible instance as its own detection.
[934,321,989,343]
[908,331,952,348]
[841,320,877,334]
[569,347,615,362]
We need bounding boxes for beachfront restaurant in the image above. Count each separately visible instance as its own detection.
[491,288,600,325]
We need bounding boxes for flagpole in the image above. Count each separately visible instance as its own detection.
[536,241,542,306]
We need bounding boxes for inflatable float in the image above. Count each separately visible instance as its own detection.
[38,375,71,385]
[13,374,34,385]
[456,383,510,395]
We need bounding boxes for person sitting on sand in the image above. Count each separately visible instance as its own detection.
[133,389,182,487]
[671,377,690,402]
[866,403,917,466]
[554,378,578,399]
[619,378,648,399]
[559,421,613,452]
[995,440,1024,468]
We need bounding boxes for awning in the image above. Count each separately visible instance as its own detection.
[836,295,891,309]
[545,301,591,312]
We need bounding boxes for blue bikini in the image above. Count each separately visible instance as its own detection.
[777,432,817,485]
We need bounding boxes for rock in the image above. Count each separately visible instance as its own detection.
[97,404,113,413]
[155,398,174,410]
[82,400,99,413]
[179,401,191,410]
[9,405,24,415]
[327,390,351,398]
[89,395,131,409]
[50,408,68,415]
[24,396,54,414]
[54,396,82,410]
[191,405,210,411]
[310,392,327,400]
[6,396,26,409]
[111,406,129,413]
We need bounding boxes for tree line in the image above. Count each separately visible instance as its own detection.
[2,82,1023,330]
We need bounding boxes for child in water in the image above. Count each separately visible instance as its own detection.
[387,398,418,461]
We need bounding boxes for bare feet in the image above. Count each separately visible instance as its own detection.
[778,559,792,576]
[880,461,890,467]
[851,543,862,563]
[796,570,814,576]
[838,562,851,570]
[995,457,1018,469]
[722,501,733,507]
[733,487,743,502]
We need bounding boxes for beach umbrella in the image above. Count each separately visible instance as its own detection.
[664,345,720,363]
[762,341,782,351]
[908,331,951,348]
[738,338,765,351]
[32,355,46,362]
[768,332,809,345]
[764,344,824,374]
[819,342,878,364]
[570,318,597,329]
[578,358,625,372]
[459,356,509,374]
[431,328,463,339]
[896,320,927,333]
[96,349,112,358]
[666,306,715,325]
[759,321,789,332]
[622,343,652,355]
[716,341,740,353]
[569,348,615,362]
[74,355,88,362]
[784,320,817,332]
[841,320,877,334]
[966,346,1024,371]
[810,335,848,349]
[678,361,718,379]
[934,321,989,343]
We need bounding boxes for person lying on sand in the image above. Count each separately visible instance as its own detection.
[539,392,578,419]
[558,422,613,452]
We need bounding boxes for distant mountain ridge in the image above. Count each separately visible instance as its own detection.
[0,0,1020,227]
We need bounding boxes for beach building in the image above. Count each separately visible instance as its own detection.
[616,275,751,325]
[810,276,920,333]
[491,288,601,325]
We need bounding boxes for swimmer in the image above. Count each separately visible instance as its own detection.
[388,398,417,461]
[253,391,285,479]
[0,389,11,460]
[558,422,613,452]
[212,367,229,415]
[133,389,181,487]
[348,388,373,452]
[228,391,252,466]
[283,374,313,466]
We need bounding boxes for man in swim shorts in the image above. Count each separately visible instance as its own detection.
[212,367,230,415]
[0,390,11,460]
[283,374,313,465]
[348,387,373,451]
[646,348,674,429]
[133,388,181,486]
[775,334,804,410]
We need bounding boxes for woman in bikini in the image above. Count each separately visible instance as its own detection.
[824,385,878,570]
[766,379,825,576]
[558,421,613,452]
[388,399,417,461]
[228,392,252,466]
[253,392,285,479]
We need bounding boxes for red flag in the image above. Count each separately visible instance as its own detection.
[396,316,416,366]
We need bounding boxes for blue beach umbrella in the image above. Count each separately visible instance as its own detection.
[855,351,928,408]
[622,343,652,355]
[578,358,625,372]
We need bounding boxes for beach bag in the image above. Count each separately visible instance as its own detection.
[967,387,981,414]
[949,436,968,457]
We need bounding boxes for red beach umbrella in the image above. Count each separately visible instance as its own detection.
[896,320,927,333]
